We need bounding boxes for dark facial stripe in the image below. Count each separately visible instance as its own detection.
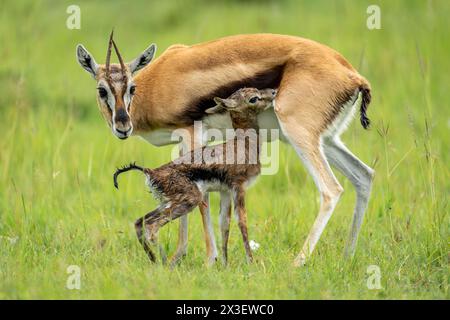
[105,101,113,115]
[175,64,285,126]
[107,80,116,95]
[114,107,130,125]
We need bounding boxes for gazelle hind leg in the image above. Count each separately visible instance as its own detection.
[171,200,218,268]
[136,206,175,264]
[278,120,343,266]
[218,191,232,265]
[323,137,374,257]
[135,208,163,262]
[273,67,366,266]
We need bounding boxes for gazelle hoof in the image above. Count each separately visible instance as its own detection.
[293,253,307,267]
[206,256,218,267]
[169,252,187,268]
[343,244,356,259]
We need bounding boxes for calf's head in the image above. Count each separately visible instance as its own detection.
[206,88,277,127]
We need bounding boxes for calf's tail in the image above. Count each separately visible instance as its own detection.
[113,162,145,189]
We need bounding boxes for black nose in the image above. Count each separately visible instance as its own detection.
[114,108,129,125]
[271,89,277,96]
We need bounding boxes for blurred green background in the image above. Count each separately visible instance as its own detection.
[0,0,448,299]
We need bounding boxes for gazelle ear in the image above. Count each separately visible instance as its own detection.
[205,97,237,114]
[205,98,225,114]
[205,105,224,114]
[129,43,157,74]
[76,44,98,78]
[216,97,238,109]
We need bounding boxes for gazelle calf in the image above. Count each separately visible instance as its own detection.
[113,88,276,264]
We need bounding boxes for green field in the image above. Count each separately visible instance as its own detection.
[0,0,448,299]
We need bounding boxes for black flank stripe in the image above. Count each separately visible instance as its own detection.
[177,64,285,125]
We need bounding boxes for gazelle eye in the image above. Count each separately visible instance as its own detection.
[249,96,259,104]
[130,85,136,95]
[98,87,108,98]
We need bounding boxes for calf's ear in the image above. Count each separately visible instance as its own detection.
[205,99,225,114]
[206,97,239,114]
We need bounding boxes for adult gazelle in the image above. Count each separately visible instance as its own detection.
[76,32,374,266]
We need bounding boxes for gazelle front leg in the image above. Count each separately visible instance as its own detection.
[233,187,253,263]
[219,191,232,264]
[170,215,189,266]
[170,128,193,266]
[170,126,218,266]
[200,193,219,266]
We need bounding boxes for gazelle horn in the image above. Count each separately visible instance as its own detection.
[105,29,114,79]
[112,38,127,78]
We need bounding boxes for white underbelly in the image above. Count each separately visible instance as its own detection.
[138,128,178,146]
[136,108,287,147]
[203,108,287,142]
[195,180,229,194]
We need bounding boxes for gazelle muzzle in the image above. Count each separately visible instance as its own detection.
[112,108,133,139]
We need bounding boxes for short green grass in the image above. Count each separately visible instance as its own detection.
[0,0,448,299]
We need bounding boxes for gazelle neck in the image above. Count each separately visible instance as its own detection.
[230,114,262,161]
[129,74,157,133]
[230,113,260,131]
